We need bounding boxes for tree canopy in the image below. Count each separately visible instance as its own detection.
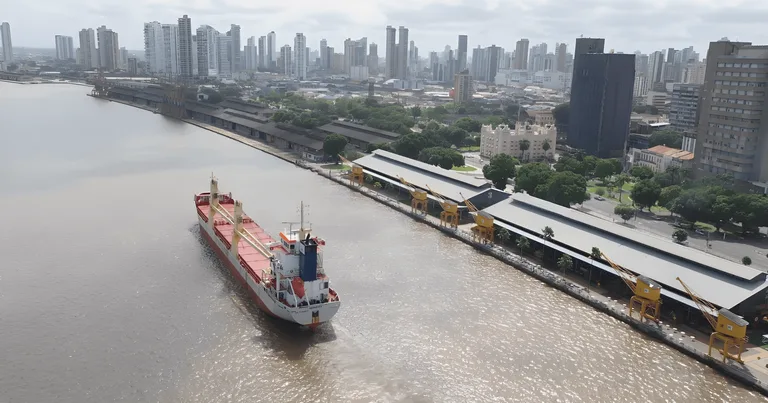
[630,179,662,210]
[648,129,683,149]
[418,147,464,169]
[482,153,519,190]
[323,134,348,161]
[630,165,655,180]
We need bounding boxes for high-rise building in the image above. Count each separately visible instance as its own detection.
[178,15,194,77]
[144,22,165,73]
[78,28,98,69]
[368,43,378,75]
[514,39,529,70]
[320,39,328,69]
[695,40,768,183]
[453,69,472,103]
[268,31,277,66]
[227,24,241,72]
[196,25,219,76]
[97,25,120,71]
[162,25,179,75]
[683,61,706,85]
[1,22,12,63]
[569,38,634,158]
[648,50,665,85]
[396,26,409,79]
[555,43,567,72]
[669,83,700,137]
[343,37,367,74]
[55,35,75,60]
[457,35,468,72]
[127,57,138,75]
[218,35,232,77]
[385,26,397,79]
[119,47,128,70]
[257,36,267,69]
[293,33,307,80]
[528,42,548,72]
[245,36,257,70]
[281,44,292,76]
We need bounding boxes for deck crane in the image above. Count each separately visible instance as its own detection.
[601,252,662,322]
[426,184,459,229]
[338,154,364,186]
[675,277,749,363]
[398,176,428,214]
[459,192,494,243]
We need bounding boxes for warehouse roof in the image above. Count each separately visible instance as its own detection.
[482,193,768,309]
[354,150,490,202]
[219,99,269,115]
[258,122,323,150]
[319,121,401,145]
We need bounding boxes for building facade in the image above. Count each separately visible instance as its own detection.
[480,123,557,161]
[78,28,98,69]
[293,33,307,80]
[631,145,694,173]
[196,25,219,77]
[281,45,292,76]
[1,22,12,63]
[55,35,74,60]
[96,26,120,71]
[669,83,701,134]
[453,69,472,103]
[695,40,768,183]
[178,15,194,77]
[385,26,396,79]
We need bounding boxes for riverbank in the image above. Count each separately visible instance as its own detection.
[92,93,768,397]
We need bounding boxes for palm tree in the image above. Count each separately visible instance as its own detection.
[590,247,602,260]
[557,254,573,276]
[516,236,530,256]
[614,173,631,202]
[542,226,554,241]
[496,228,511,244]
[542,139,551,156]
[519,139,531,162]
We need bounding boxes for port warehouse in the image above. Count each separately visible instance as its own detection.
[354,150,768,321]
[105,82,402,161]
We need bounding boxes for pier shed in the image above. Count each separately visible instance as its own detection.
[481,193,768,314]
[319,121,402,149]
[353,150,491,203]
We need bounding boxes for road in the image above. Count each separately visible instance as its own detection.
[580,196,768,270]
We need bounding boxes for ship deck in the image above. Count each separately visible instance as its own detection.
[197,203,276,279]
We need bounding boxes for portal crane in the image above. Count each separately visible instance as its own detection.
[338,154,364,186]
[676,277,749,363]
[398,176,428,214]
[600,252,662,322]
[426,185,458,229]
[460,192,494,243]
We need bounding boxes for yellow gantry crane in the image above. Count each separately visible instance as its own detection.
[460,192,494,243]
[426,184,458,229]
[338,154,364,186]
[675,277,749,363]
[601,252,662,322]
[398,176,428,214]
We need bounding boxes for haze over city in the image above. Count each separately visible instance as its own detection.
[3,0,768,53]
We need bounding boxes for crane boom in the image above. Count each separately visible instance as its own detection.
[675,277,719,331]
[459,192,478,212]
[600,252,637,293]
[210,202,275,260]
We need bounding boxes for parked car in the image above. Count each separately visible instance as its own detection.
[595,196,605,201]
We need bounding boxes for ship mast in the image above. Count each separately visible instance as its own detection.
[299,201,307,240]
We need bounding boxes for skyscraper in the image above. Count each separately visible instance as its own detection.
[1,22,13,63]
[368,43,378,74]
[457,35,468,72]
[320,39,328,69]
[78,28,98,69]
[555,43,567,72]
[196,25,219,77]
[217,35,232,77]
[293,33,307,80]
[178,15,194,77]
[144,22,165,73]
[514,39,529,70]
[568,38,634,157]
[97,25,120,71]
[281,44,292,76]
[397,26,409,79]
[385,26,397,79]
[245,36,257,70]
[54,35,74,60]
[258,36,267,69]
[227,24,241,72]
[267,31,277,66]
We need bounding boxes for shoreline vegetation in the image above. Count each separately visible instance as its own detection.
[89,92,768,397]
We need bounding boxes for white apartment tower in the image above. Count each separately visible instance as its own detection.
[245,36,257,70]
[196,25,220,76]
[1,22,13,63]
[218,35,232,77]
[293,33,307,80]
[268,31,277,65]
[55,35,75,60]
[227,24,241,72]
[320,39,328,69]
[78,28,98,69]
[144,22,165,74]
[178,15,194,77]
[396,26,409,79]
[97,25,120,71]
[281,44,292,76]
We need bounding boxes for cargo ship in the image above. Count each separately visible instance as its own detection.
[194,176,340,328]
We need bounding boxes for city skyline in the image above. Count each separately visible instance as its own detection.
[1,1,766,55]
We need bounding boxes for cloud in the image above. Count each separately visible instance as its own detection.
[3,0,768,57]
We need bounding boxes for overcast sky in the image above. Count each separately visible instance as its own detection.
[2,0,767,56]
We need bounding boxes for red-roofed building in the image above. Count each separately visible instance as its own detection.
[630,145,694,173]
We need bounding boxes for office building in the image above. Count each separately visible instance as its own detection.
[344,37,367,74]
[556,43,567,72]
[569,38,634,157]
[514,38,529,70]
[268,31,276,66]
[396,26,409,79]
[196,25,219,76]
[457,35,468,72]
[258,36,267,69]
[217,35,232,77]
[1,22,12,63]
[385,26,397,79]
[281,44,292,75]
[453,69,472,103]
[293,33,306,80]
[55,35,74,60]
[178,15,194,77]
[97,25,120,71]
[695,40,768,183]
[245,36,257,70]
[669,83,701,134]
[320,39,328,69]
[227,24,241,72]
[78,28,98,69]
[368,43,378,75]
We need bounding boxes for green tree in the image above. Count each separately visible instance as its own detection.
[630,179,662,210]
[670,188,712,227]
[672,229,688,243]
[516,236,530,256]
[542,226,555,241]
[418,147,464,169]
[453,117,482,133]
[323,134,348,162]
[658,185,682,209]
[710,195,734,231]
[518,139,531,161]
[614,173,631,202]
[581,156,599,177]
[614,204,635,223]
[554,156,587,176]
[590,247,602,260]
[544,171,589,207]
[743,256,753,266]
[630,165,655,180]
[392,133,429,159]
[515,163,554,195]
[595,187,606,196]
[542,139,551,154]
[594,159,620,182]
[648,129,683,149]
[496,228,511,244]
[482,153,519,190]
[557,254,573,274]
[410,106,422,118]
